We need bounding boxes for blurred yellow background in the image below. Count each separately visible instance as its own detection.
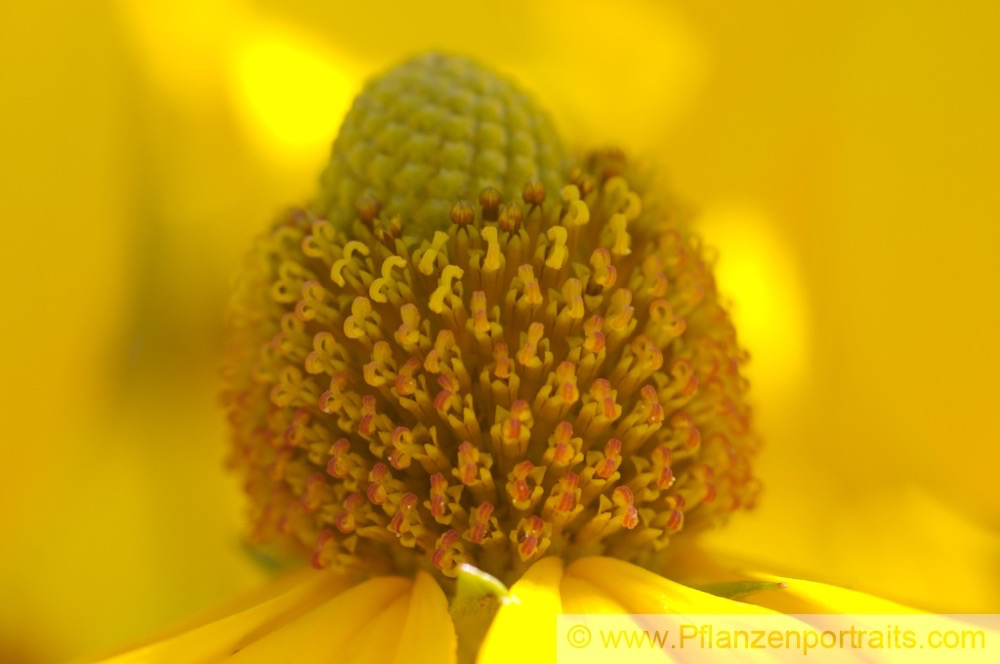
[1,1,998,661]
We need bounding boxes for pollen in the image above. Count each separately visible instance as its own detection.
[223,54,759,588]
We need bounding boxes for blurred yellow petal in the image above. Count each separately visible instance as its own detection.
[662,547,1000,659]
[567,557,774,615]
[392,571,457,664]
[559,576,674,664]
[239,0,705,153]
[100,570,353,663]
[228,575,410,662]
[340,593,411,664]
[743,574,918,615]
[230,22,357,159]
[702,487,1000,612]
[676,0,1000,534]
[478,557,564,664]
[114,0,235,102]
[559,576,629,614]
[697,203,810,407]
[98,570,461,664]
[740,573,1000,663]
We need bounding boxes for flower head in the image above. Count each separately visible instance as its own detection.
[98,51,1000,664]
[222,53,759,589]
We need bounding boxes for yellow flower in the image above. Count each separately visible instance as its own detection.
[97,53,994,664]
[4,2,999,662]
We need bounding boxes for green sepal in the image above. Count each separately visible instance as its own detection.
[449,563,510,664]
[694,580,787,600]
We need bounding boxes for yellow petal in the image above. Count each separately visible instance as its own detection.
[655,550,999,660]
[334,571,459,664]
[567,557,775,614]
[559,575,676,664]
[392,570,457,664]
[705,486,1000,612]
[228,575,411,663]
[559,575,629,614]
[741,572,1000,662]
[99,570,353,663]
[560,564,814,664]
[97,571,459,664]
[340,593,411,664]
[478,557,564,664]
[741,574,922,614]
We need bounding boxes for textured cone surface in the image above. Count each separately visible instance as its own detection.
[224,55,759,589]
[319,53,567,234]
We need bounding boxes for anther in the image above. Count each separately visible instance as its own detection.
[595,439,623,479]
[465,501,496,543]
[450,199,475,226]
[545,226,569,270]
[355,192,381,223]
[367,462,392,505]
[394,304,423,350]
[513,515,550,560]
[498,201,522,232]
[326,438,352,478]
[471,290,491,334]
[589,248,617,290]
[612,486,639,529]
[481,226,502,271]
[418,231,450,275]
[311,529,337,569]
[429,265,464,313]
[522,179,546,206]
[334,492,365,534]
[479,186,502,221]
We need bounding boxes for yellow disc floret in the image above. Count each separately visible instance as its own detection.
[223,54,759,588]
